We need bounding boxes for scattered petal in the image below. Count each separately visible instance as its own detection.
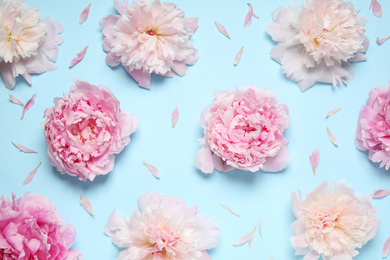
[326,107,342,117]
[9,94,24,106]
[79,3,92,24]
[234,46,244,66]
[309,148,320,175]
[383,236,390,258]
[143,161,160,179]
[69,45,88,68]
[172,106,179,128]
[215,21,231,39]
[233,226,257,249]
[21,93,37,119]
[377,36,390,45]
[370,0,382,18]
[23,162,41,185]
[258,215,263,241]
[12,141,37,153]
[244,3,259,27]
[80,195,95,216]
[327,127,338,146]
[220,203,240,216]
[372,189,390,198]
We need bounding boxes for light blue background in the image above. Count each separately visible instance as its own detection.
[1,0,390,259]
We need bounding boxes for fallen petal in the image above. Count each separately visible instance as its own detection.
[220,203,240,216]
[23,162,41,185]
[370,0,382,17]
[12,141,37,153]
[244,3,259,27]
[172,106,179,128]
[327,127,338,146]
[69,45,88,68]
[326,107,342,118]
[309,148,320,175]
[79,3,92,24]
[234,46,244,66]
[233,226,257,249]
[21,93,37,119]
[9,94,24,106]
[143,161,160,178]
[80,195,95,216]
[372,189,390,198]
[258,215,263,241]
[215,21,231,39]
[377,36,390,45]
[383,236,390,258]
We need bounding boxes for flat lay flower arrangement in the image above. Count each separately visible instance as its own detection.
[1,0,390,259]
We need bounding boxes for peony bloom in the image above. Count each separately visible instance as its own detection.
[0,0,63,89]
[194,85,290,174]
[99,0,199,89]
[43,79,139,181]
[291,180,380,259]
[0,192,83,260]
[355,81,390,170]
[266,0,368,92]
[105,192,220,259]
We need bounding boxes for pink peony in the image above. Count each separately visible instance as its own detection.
[266,0,368,92]
[291,180,380,259]
[0,192,83,260]
[194,85,290,174]
[105,192,220,259]
[0,0,63,89]
[43,79,139,181]
[99,0,199,89]
[355,81,390,169]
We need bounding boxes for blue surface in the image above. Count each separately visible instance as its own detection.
[1,0,390,259]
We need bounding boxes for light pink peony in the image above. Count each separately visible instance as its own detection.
[0,192,83,260]
[355,81,390,169]
[43,79,139,181]
[266,0,368,92]
[291,180,380,259]
[194,85,290,174]
[0,0,63,89]
[105,192,220,260]
[99,0,199,89]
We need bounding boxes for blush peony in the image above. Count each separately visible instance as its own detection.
[266,0,368,91]
[0,192,83,260]
[0,0,63,89]
[291,180,380,259]
[43,79,139,181]
[194,85,290,174]
[99,0,199,89]
[105,192,220,259]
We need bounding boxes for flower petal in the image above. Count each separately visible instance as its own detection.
[69,45,88,68]
[233,226,257,249]
[143,162,160,179]
[234,46,243,66]
[370,0,382,17]
[377,36,390,45]
[244,3,259,27]
[326,107,342,118]
[383,236,390,258]
[258,215,263,241]
[327,127,338,146]
[9,94,24,106]
[172,106,179,128]
[12,141,37,153]
[309,148,320,175]
[80,195,95,216]
[23,162,41,185]
[21,93,37,119]
[79,3,92,24]
[220,203,240,216]
[372,189,390,198]
[215,21,231,39]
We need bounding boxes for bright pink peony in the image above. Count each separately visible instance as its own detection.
[194,85,290,174]
[0,0,63,89]
[291,180,380,259]
[43,79,139,181]
[266,0,368,91]
[355,81,390,169]
[105,192,220,259]
[0,192,83,260]
[99,0,199,89]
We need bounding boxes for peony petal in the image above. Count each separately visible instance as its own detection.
[69,45,88,68]
[143,162,160,179]
[172,106,179,128]
[377,36,390,45]
[372,189,390,198]
[220,203,240,216]
[9,94,24,106]
[326,107,342,118]
[23,162,41,185]
[12,141,37,153]
[258,215,263,241]
[215,21,231,39]
[327,127,338,146]
[370,0,382,17]
[234,46,243,66]
[382,236,390,258]
[309,148,320,175]
[244,3,259,27]
[80,195,95,216]
[233,226,257,249]
[79,3,92,24]
[21,93,37,119]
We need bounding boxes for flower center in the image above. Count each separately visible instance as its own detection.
[146,29,155,36]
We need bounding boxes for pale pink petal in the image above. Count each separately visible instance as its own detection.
[327,127,338,146]
[233,226,257,249]
[370,0,382,17]
[244,3,259,27]
[309,148,320,175]
[326,107,342,117]
[186,17,199,33]
[377,36,390,45]
[23,162,41,185]
[69,45,88,68]
[143,162,160,179]
[172,106,179,128]
[372,189,390,198]
[9,94,24,106]
[79,3,92,24]
[220,203,240,216]
[21,93,37,119]
[234,46,244,66]
[127,68,151,89]
[12,141,37,153]
[258,215,263,241]
[382,236,390,258]
[215,21,231,39]
[80,195,95,216]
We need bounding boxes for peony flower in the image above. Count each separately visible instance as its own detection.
[291,180,380,259]
[99,0,199,89]
[194,85,290,174]
[266,0,368,92]
[355,81,390,170]
[105,192,220,259]
[42,79,139,181]
[0,0,63,89]
[0,192,83,260]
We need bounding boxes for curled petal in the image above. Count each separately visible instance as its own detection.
[220,203,240,216]
[309,148,320,175]
[326,107,342,118]
[327,127,338,146]
[383,236,390,258]
[244,3,259,27]
[172,106,179,128]
[21,93,37,119]
[372,189,390,198]
[143,162,160,179]
[215,21,231,39]
[233,226,257,249]
[80,195,95,216]
[69,45,88,68]
[370,0,382,17]
[23,162,41,185]
[12,141,37,153]
[234,46,244,66]
[9,94,24,106]
[377,36,390,45]
[79,3,92,24]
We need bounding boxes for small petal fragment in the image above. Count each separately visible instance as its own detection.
[327,127,338,146]
[172,106,179,128]
[377,36,390,45]
[9,94,24,106]
[234,46,244,66]
[383,236,390,258]
[309,148,320,175]
[215,21,231,39]
[372,190,390,198]
[244,3,259,27]
[326,107,342,118]
[258,215,263,241]
[143,162,160,179]
[80,195,95,216]
[370,0,382,18]
[12,141,37,153]
[79,3,92,24]
[220,203,240,216]
[69,45,88,68]
[233,226,257,249]
[21,93,37,119]
[23,162,41,185]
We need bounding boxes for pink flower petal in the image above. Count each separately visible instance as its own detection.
[80,195,95,216]
[23,162,41,185]
[326,107,342,118]
[309,148,320,175]
[172,106,179,128]
[244,3,259,27]
[79,3,92,24]
[234,46,243,66]
[258,215,263,241]
[220,203,240,216]
[215,21,231,39]
[377,36,390,45]
[383,236,390,258]
[21,93,37,119]
[9,94,24,106]
[143,162,160,179]
[327,127,338,146]
[233,226,257,249]
[372,189,390,198]
[12,141,37,153]
[69,45,88,68]
[370,0,382,18]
